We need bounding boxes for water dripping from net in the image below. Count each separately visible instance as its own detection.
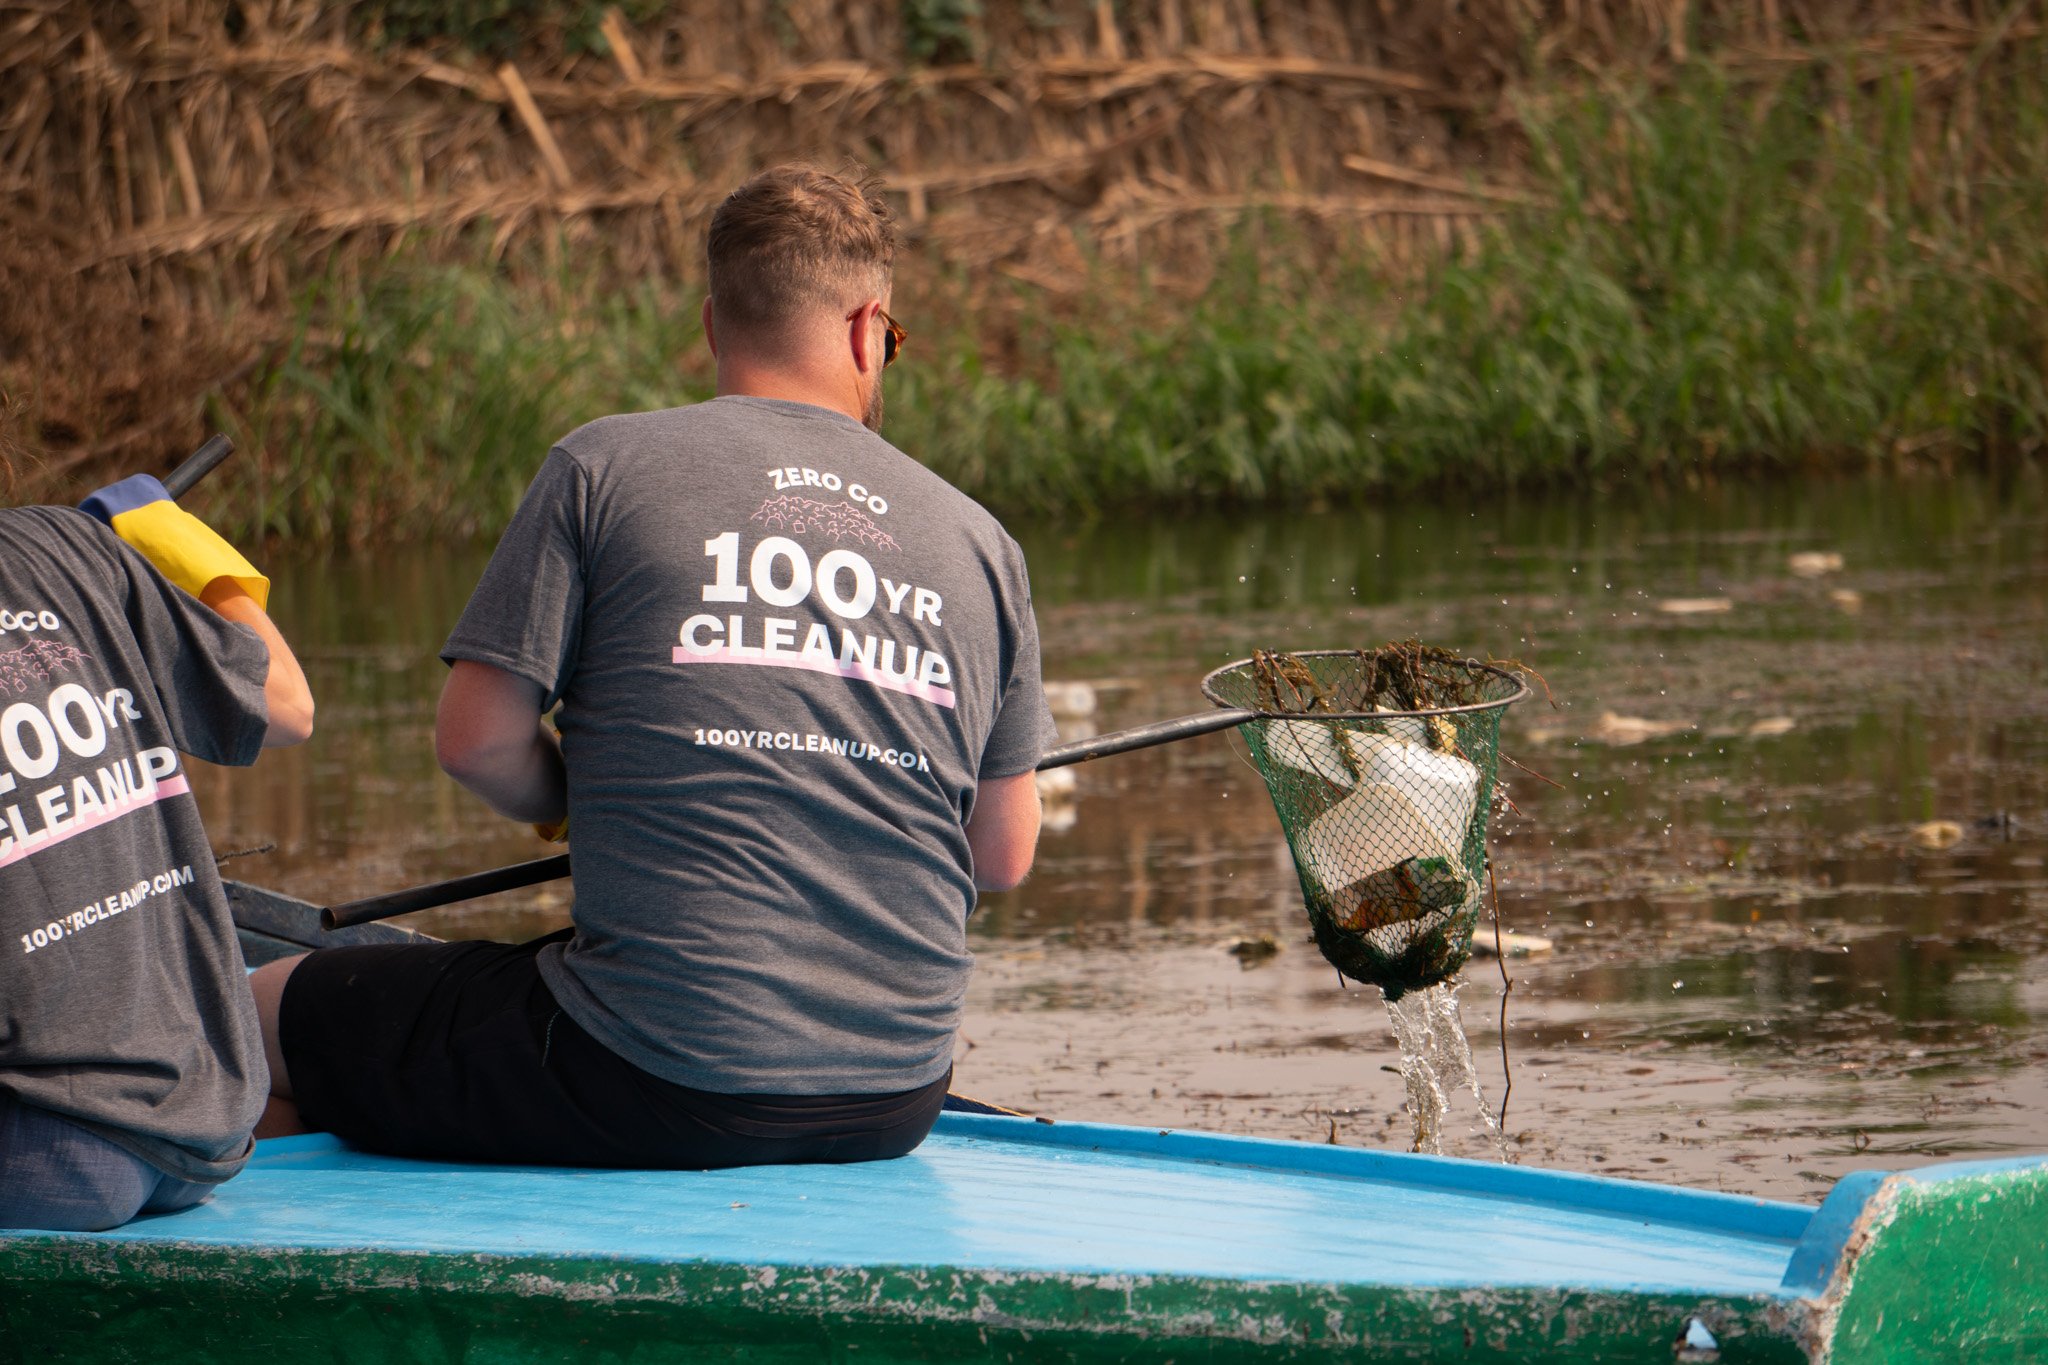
[1383,982,1509,1160]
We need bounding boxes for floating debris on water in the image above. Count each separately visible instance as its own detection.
[1910,820,1964,850]
[1042,680,1098,718]
[1829,588,1864,612]
[1788,551,1846,577]
[1034,766,1077,802]
[1034,761,1080,834]
[1747,716,1797,738]
[1657,597,1734,615]
[1590,712,1696,746]
[1470,930,1554,958]
[1225,934,1281,966]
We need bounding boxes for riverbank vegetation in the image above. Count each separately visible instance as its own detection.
[193,50,2046,541]
[910,56,2047,514]
[2,2,2042,540]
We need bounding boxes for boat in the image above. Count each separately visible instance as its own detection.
[1,879,2039,1363]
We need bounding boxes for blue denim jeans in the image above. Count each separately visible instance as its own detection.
[0,1091,213,1231]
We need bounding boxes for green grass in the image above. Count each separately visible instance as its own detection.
[212,266,708,542]
[211,50,2048,542]
[895,56,2047,514]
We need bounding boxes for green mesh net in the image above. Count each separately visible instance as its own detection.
[1201,647,1529,1001]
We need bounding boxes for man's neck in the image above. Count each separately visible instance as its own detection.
[715,358,863,426]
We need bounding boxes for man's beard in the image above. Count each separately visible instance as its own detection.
[862,379,885,434]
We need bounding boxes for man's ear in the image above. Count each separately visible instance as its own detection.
[848,299,881,376]
[701,297,718,357]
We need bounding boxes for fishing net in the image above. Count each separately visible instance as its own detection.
[1201,645,1529,1001]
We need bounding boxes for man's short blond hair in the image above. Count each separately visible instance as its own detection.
[706,166,899,338]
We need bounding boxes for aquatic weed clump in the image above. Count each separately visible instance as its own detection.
[1203,646,1529,1000]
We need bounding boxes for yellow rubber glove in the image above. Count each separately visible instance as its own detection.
[80,474,270,610]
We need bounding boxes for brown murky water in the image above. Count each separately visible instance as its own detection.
[192,464,2048,1201]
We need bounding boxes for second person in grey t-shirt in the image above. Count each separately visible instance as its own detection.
[249,165,1053,1169]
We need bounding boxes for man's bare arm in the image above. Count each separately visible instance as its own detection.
[965,770,1042,892]
[435,660,567,824]
[199,580,313,747]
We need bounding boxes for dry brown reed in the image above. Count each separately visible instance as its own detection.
[2,0,2038,488]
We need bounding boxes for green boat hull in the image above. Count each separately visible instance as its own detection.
[3,1240,1811,1363]
[4,1143,2041,1363]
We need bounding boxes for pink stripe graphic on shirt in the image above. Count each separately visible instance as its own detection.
[672,646,956,709]
[0,774,191,871]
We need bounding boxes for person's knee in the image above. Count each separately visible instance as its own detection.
[0,1098,157,1232]
[0,1184,151,1232]
[249,953,308,1098]
[139,1177,214,1217]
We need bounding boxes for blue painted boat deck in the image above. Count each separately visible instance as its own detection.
[69,1113,1815,1300]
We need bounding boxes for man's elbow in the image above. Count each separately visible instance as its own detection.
[970,803,1042,891]
[435,726,537,801]
[263,691,315,748]
[975,848,1036,894]
[435,728,490,787]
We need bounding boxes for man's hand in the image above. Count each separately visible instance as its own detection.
[435,660,567,825]
[81,474,271,608]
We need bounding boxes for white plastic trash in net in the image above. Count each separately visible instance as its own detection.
[1294,732,1483,951]
[1278,728,1480,841]
[1263,719,1356,787]
[1265,720,1470,804]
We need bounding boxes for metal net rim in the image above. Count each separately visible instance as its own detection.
[1198,653,1532,721]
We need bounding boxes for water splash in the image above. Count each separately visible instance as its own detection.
[1384,982,1509,1159]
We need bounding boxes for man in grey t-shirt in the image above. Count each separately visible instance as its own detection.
[253,167,1052,1167]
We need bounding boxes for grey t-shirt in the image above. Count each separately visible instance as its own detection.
[0,507,271,1184]
[443,397,1055,1093]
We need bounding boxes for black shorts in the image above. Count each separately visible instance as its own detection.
[278,931,949,1169]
